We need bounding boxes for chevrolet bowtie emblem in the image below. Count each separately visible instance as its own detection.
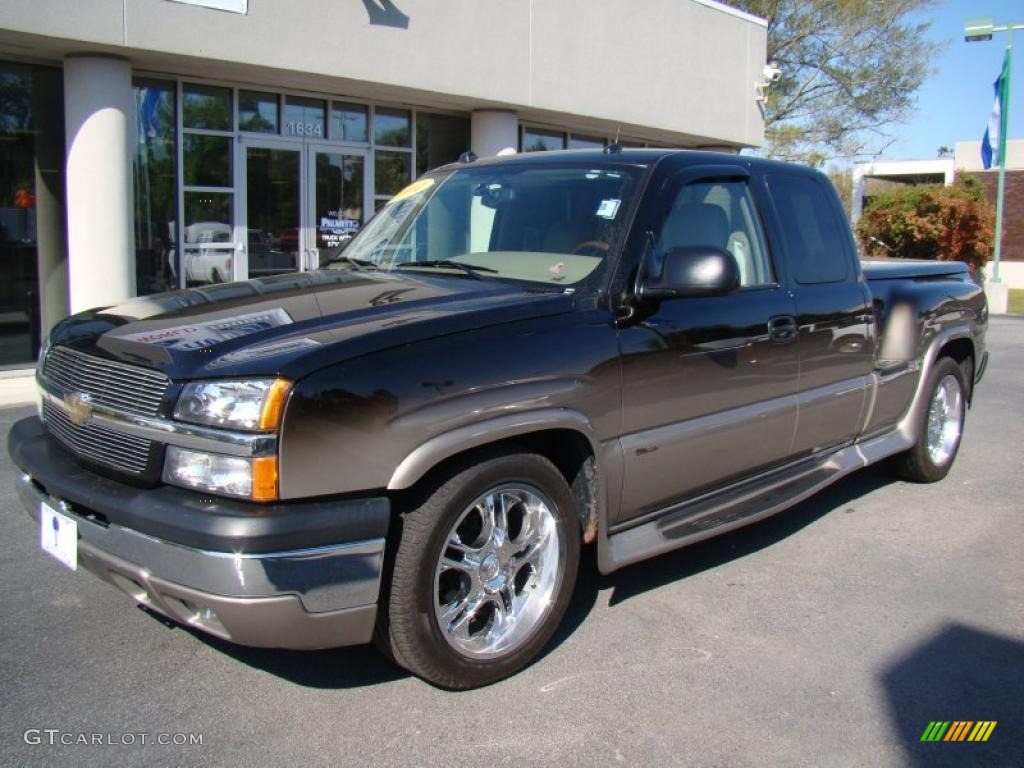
[63,392,93,426]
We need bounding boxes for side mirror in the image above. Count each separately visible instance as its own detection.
[639,245,740,300]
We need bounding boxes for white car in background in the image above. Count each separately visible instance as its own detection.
[183,221,233,284]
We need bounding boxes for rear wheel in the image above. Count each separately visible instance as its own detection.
[381,451,580,689]
[893,356,967,483]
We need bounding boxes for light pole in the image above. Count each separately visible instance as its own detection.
[965,17,1022,295]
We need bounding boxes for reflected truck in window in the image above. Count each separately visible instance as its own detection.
[8,150,988,689]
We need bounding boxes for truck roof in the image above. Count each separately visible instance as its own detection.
[435,147,824,178]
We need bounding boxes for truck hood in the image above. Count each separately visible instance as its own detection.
[49,270,576,381]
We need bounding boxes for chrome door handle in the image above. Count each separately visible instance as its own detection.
[768,315,798,344]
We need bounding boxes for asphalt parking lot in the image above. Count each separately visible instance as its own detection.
[1,317,1021,768]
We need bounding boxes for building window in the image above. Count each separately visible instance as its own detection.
[133,78,178,296]
[0,63,63,366]
[416,112,470,176]
[373,107,413,207]
[182,83,231,131]
[181,83,234,286]
[375,107,411,147]
[331,102,368,143]
[522,127,566,152]
[375,151,412,197]
[284,96,325,139]
[135,80,477,288]
[183,134,232,187]
[569,134,606,150]
[238,90,279,134]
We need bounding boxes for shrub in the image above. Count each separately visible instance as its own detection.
[855,174,995,273]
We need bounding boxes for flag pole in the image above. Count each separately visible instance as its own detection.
[992,30,1012,284]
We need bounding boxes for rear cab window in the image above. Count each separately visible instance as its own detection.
[766,174,852,284]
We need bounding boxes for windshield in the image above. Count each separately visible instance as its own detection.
[328,162,645,287]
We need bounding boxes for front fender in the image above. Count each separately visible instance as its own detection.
[387,408,599,489]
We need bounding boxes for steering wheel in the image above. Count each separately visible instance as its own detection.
[570,240,611,256]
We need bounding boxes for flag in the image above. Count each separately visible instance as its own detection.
[982,49,1011,170]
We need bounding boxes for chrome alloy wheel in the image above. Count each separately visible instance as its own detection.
[926,373,964,467]
[433,484,565,660]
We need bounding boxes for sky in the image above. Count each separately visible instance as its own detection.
[884,0,1024,161]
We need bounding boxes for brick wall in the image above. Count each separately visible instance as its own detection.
[962,170,1024,262]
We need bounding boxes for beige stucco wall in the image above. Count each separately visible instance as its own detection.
[0,0,767,147]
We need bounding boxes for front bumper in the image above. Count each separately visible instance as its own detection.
[9,417,390,650]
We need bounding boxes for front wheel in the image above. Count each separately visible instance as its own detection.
[381,451,580,689]
[893,356,967,483]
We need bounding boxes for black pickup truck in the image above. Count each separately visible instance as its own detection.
[8,149,987,688]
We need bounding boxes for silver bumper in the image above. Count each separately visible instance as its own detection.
[17,473,384,650]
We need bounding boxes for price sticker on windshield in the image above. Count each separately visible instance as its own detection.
[391,178,435,203]
[596,199,621,219]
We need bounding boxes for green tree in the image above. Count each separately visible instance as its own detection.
[855,175,995,273]
[731,0,940,162]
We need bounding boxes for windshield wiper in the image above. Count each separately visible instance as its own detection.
[393,259,497,279]
[325,254,379,271]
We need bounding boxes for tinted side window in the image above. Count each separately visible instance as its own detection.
[768,174,850,284]
[654,180,773,288]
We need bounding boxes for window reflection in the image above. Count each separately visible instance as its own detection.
[183,191,234,286]
[331,103,368,143]
[245,147,300,277]
[133,79,178,296]
[0,66,42,364]
[375,151,411,196]
[239,90,279,134]
[314,152,364,266]
[569,135,605,150]
[183,84,231,131]
[375,107,411,147]
[522,128,565,152]
[284,97,325,139]
[183,134,232,187]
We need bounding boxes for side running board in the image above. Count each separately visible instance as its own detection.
[604,440,876,572]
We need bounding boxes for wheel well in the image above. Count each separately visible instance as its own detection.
[938,337,975,400]
[394,429,599,542]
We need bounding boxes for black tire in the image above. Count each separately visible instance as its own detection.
[379,450,580,689]
[892,356,967,483]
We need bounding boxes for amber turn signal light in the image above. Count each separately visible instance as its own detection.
[258,378,292,431]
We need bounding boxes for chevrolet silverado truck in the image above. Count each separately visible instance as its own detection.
[8,149,988,688]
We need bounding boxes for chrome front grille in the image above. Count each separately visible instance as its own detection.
[42,400,153,475]
[40,346,171,477]
[42,346,170,417]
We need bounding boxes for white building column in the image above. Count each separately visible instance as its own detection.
[64,55,135,313]
[470,111,518,158]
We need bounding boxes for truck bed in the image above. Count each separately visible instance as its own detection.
[861,258,969,281]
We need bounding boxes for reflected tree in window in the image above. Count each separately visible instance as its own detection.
[133,80,178,295]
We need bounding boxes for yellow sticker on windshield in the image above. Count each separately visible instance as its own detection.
[390,177,435,203]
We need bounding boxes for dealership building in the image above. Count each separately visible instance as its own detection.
[0,0,767,369]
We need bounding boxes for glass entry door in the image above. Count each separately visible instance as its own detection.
[240,139,303,280]
[307,145,368,270]
[240,140,368,278]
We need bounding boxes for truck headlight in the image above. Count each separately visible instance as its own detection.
[174,378,291,432]
[163,446,278,501]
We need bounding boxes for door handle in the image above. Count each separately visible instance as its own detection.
[768,315,798,344]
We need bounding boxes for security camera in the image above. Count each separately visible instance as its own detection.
[762,62,782,84]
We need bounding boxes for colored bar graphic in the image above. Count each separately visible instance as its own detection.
[920,720,996,742]
[944,721,973,741]
[968,722,997,742]
[921,721,950,741]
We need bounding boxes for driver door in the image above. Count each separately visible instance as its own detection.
[615,169,800,524]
